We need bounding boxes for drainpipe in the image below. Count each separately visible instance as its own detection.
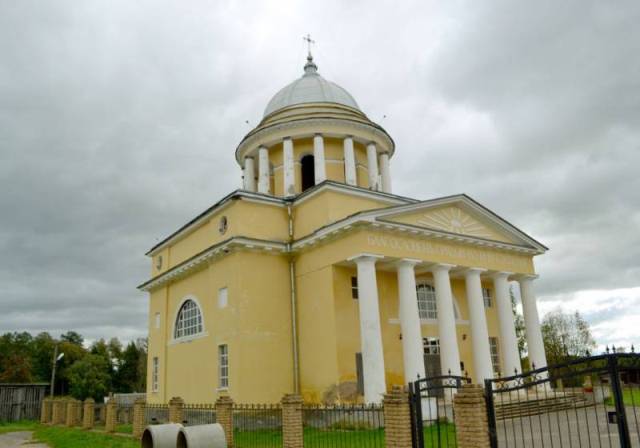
[287,203,300,393]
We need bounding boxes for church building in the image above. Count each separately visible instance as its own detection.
[139,52,549,404]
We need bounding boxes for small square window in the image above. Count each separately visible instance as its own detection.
[351,277,358,299]
[218,287,228,309]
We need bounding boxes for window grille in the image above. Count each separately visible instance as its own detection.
[218,344,229,389]
[423,337,440,355]
[489,337,500,375]
[351,277,359,299]
[482,287,492,308]
[152,357,159,392]
[174,299,203,339]
[417,284,437,319]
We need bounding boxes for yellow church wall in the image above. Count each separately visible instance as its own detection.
[296,264,340,403]
[147,251,294,404]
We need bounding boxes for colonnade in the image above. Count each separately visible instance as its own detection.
[348,254,547,404]
[242,134,392,195]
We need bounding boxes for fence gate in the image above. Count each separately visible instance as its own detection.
[0,383,48,422]
[484,352,640,448]
[409,374,470,448]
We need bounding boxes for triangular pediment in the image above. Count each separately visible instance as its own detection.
[368,195,547,251]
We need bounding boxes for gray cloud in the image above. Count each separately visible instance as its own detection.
[1,0,638,347]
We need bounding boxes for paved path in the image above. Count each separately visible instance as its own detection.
[0,432,49,448]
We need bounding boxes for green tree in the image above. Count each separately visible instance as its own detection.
[0,332,34,382]
[67,354,110,401]
[541,309,596,366]
[30,332,56,382]
[60,331,84,346]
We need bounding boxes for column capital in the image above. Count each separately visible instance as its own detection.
[283,136,292,141]
[429,263,456,273]
[314,132,323,137]
[514,274,539,282]
[490,271,513,280]
[347,253,384,264]
[463,267,487,276]
[394,258,422,268]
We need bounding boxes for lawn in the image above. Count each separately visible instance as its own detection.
[605,388,640,407]
[0,422,138,448]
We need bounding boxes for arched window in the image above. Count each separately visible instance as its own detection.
[301,154,315,191]
[174,299,203,339]
[416,284,461,320]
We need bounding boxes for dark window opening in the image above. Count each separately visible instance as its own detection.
[356,352,364,395]
[301,154,315,191]
[351,277,359,299]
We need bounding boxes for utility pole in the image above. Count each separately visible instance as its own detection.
[50,343,58,396]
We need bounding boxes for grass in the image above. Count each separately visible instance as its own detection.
[0,422,138,448]
[605,388,640,407]
[423,422,457,447]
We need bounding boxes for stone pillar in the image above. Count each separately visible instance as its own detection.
[51,399,65,425]
[379,152,391,193]
[281,394,303,448]
[215,395,234,448]
[82,398,95,430]
[66,399,78,427]
[396,259,426,384]
[41,398,52,424]
[431,263,462,376]
[465,268,494,383]
[169,396,184,424]
[105,399,117,433]
[243,156,256,191]
[132,398,146,439]
[313,134,326,184]
[349,254,386,403]
[366,142,380,190]
[343,136,357,186]
[492,272,521,375]
[453,384,491,448]
[519,275,548,371]
[383,386,412,448]
[283,137,295,197]
[258,146,270,194]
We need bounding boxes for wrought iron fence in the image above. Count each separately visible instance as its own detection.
[116,403,134,424]
[144,403,170,425]
[409,374,470,448]
[303,403,385,448]
[183,403,217,426]
[233,404,282,448]
[485,351,640,448]
[94,403,105,425]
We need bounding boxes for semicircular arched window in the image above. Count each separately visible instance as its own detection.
[174,299,203,339]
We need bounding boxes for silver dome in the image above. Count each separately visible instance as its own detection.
[263,55,360,117]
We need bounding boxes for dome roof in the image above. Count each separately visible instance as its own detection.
[263,55,360,117]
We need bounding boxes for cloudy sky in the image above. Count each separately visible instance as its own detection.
[1,0,639,350]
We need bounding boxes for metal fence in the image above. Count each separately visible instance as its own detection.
[144,403,170,425]
[303,403,385,448]
[233,404,283,448]
[0,383,48,422]
[485,352,640,448]
[183,403,217,426]
[116,403,134,424]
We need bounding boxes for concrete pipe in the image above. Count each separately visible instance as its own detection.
[141,423,183,448]
[177,424,227,448]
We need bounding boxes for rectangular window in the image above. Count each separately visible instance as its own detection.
[355,352,364,395]
[489,337,500,376]
[154,313,160,329]
[218,287,228,309]
[417,284,437,319]
[351,277,359,299]
[482,288,492,308]
[218,344,229,389]
[423,337,440,355]
[152,357,159,392]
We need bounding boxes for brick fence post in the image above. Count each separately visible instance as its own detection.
[132,398,146,439]
[52,399,65,425]
[215,395,234,448]
[169,396,184,424]
[105,399,117,433]
[40,398,52,424]
[453,384,491,448]
[281,394,303,448]
[65,399,78,427]
[383,386,412,448]
[83,398,95,429]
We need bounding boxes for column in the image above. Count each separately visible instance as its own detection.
[431,264,461,376]
[313,134,326,184]
[283,137,295,196]
[366,142,380,190]
[349,254,386,403]
[243,156,256,191]
[519,275,548,370]
[492,272,521,375]
[258,146,270,194]
[379,152,391,193]
[343,136,357,186]
[464,268,493,383]
[396,259,426,384]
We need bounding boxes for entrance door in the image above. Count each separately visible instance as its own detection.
[423,337,443,397]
